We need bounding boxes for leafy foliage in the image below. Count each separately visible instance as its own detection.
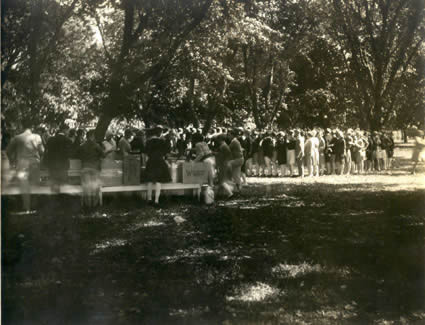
[2,0,424,134]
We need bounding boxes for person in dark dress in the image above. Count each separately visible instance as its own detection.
[131,129,146,166]
[176,132,187,158]
[333,131,346,175]
[324,129,333,175]
[45,124,73,192]
[261,133,274,176]
[238,129,251,181]
[77,130,104,208]
[286,131,296,176]
[250,132,261,176]
[385,132,395,170]
[215,133,234,199]
[276,131,287,176]
[144,126,171,207]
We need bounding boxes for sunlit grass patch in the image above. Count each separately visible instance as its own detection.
[75,211,112,219]
[92,238,127,254]
[161,247,223,263]
[226,282,280,302]
[129,220,166,231]
[327,209,384,217]
[169,306,210,317]
[219,255,252,261]
[272,262,322,278]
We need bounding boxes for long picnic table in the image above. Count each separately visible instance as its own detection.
[1,183,202,206]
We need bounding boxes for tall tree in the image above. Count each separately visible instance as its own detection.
[2,0,80,127]
[325,0,425,130]
[86,0,215,140]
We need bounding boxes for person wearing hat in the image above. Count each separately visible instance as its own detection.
[411,129,425,174]
[304,130,319,177]
[333,130,346,175]
[295,129,305,177]
[229,129,245,192]
[194,141,216,187]
[117,129,133,160]
[102,130,117,160]
[276,131,287,177]
[344,129,355,175]
[131,129,146,166]
[144,126,172,207]
[352,130,367,174]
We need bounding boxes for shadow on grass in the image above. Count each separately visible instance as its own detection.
[2,180,425,324]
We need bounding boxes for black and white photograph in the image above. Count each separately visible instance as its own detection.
[1,0,425,323]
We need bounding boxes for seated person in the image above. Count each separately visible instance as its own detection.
[194,142,216,187]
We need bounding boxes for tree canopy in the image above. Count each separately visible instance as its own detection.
[2,0,424,137]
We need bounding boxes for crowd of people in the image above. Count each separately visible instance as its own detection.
[3,118,425,212]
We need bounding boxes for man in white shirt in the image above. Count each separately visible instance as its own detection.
[304,130,319,177]
[7,123,44,212]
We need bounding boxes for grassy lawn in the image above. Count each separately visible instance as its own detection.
[2,147,425,324]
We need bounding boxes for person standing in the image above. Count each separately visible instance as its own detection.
[251,131,262,176]
[2,117,13,186]
[371,131,382,172]
[7,122,45,212]
[238,129,251,183]
[102,130,117,160]
[304,130,319,177]
[77,130,105,208]
[353,131,367,174]
[318,130,326,175]
[365,132,374,173]
[276,131,287,177]
[411,130,425,175]
[385,132,395,170]
[344,130,354,175]
[286,130,296,176]
[131,129,146,167]
[295,130,305,177]
[45,124,73,193]
[118,129,133,160]
[229,129,244,193]
[261,131,274,176]
[324,129,334,175]
[334,130,346,175]
[144,126,171,207]
[216,134,234,199]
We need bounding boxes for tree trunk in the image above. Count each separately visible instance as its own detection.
[95,113,114,142]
